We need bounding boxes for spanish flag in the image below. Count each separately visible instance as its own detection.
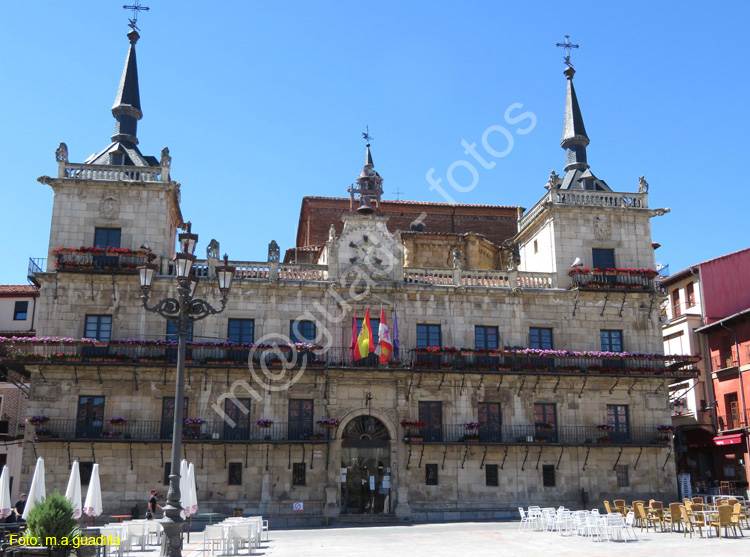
[353,308,373,361]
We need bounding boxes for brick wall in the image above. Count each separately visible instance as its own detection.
[296,197,519,249]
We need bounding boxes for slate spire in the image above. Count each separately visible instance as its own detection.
[111,29,143,145]
[560,66,589,172]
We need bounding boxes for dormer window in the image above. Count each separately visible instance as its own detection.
[110,152,125,165]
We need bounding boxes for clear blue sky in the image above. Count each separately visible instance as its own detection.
[2,1,747,284]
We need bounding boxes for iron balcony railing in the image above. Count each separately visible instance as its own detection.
[401,424,671,446]
[0,343,700,377]
[717,409,749,432]
[31,419,334,443]
[569,271,656,292]
[50,251,145,273]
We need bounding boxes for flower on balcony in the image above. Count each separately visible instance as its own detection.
[567,267,592,276]
[316,418,340,426]
[464,421,480,430]
[400,420,427,428]
[184,417,203,426]
[597,424,613,431]
[442,347,459,354]
[535,422,554,430]
[414,346,441,353]
[26,415,49,426]
[656,424,675,433]
[109,417,127,424]
[50,352,82,361]
[414,361,436,369]
[256,418,274,427]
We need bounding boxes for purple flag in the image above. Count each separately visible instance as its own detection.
[392,310,399,359]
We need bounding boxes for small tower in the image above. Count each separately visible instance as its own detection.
[516,57,668,309]
[348,142,383,214]
[37,28,183,270]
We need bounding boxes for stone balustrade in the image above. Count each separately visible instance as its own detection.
[518,189,649,230]
[61,163,162,182]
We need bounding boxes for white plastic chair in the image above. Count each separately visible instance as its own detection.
[203,525,225,556]
[229,524,254,555]
[125,522,148,554]
[623,511,638,541]
[605,513,625,541]
[261,519,269,542]
[518,507,530,530]
[146,521,162,545]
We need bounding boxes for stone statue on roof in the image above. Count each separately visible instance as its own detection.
[638,175,649,193]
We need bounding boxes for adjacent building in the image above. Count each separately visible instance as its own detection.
[3,28,701,523]
[660,248,750,494]
[0,284,37,499]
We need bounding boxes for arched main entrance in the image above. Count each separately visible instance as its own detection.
[340,415,392,514]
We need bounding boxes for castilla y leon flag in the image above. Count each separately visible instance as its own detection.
[353,308,373,361]
[376,309,393,363]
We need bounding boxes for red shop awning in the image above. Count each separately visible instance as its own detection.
[713,434,744,446]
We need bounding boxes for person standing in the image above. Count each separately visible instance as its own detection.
[147,490,162,519]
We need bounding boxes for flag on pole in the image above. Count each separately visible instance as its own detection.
[354,308,373,360]
[350,313,358,363]
[377,309,393,363]
[392,310,400,359]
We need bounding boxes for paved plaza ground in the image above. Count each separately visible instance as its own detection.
[173,520,750,557]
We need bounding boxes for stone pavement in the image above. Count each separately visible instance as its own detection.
[141,520,750,557]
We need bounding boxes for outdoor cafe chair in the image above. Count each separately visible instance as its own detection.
[229,523,255,555]
[634,502,657,532]
[603,500,613,514]
[734,503,749,527]
[623,511,638,541]
[124,522,148,554]
[730,504,745,535]
[691,496,704,504]
[613,499,626,516]
[261,520,269,542]
[667,502,683,533]
[709,504,739,538]
[679,504,704,538]
[203,525,225,556]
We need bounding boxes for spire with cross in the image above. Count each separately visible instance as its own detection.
[555,34,579,67]
[123,0,150,31]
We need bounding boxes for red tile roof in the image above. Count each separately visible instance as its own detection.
[0,285,39,297]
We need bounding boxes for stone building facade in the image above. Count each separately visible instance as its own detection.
[6,30,701,524]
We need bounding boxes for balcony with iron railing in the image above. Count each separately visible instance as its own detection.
[48,247,150,273]
[567,268,658,292]
[399,424,671,447]
[717,408,749,432]
[0,338,701,378]
[30,419,334,443]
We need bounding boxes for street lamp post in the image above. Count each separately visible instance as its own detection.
[137,223,235,557]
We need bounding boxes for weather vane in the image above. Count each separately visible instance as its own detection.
[362,125,373,145]
[555,34,579,67]
[123,1,150,31]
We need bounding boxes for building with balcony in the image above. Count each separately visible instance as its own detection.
[659,247,750,494]
[0,285,36,500]
[8,27,699,523]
